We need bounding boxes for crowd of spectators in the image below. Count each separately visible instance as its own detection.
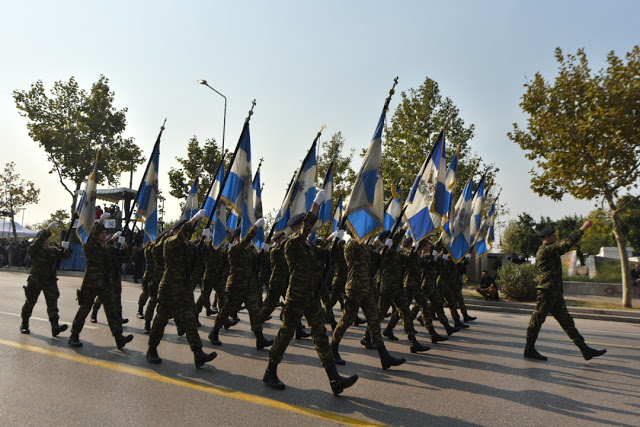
[0,239,30,268]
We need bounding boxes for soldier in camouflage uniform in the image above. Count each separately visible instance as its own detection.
[20,222,72,337]
[136,241,154,319]
[263,191,359,396]
[143,230,170,334]
[196,233,226,317]
[90,232,131,324]
[68,214,134,349]
[437,253,468,330]
[208,219,272,349]
[324,238,346,329]
[146,210,217,368]
[455,256,477,323]
[258,232,288,321]
[386,237,449,343]
[524,222,606,361]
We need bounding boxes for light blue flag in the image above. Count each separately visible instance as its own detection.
[180,176,199,221]
[226,212,238,231]
[344,111,385,242]
[75,150,100,244]
[470,174,486,243]
[443,177,474,263]
[203,156,225,219]
[442,145,460,229]
[475,196,497,256]
[403,129,447,243]
[252,167,264,249]
[383,184,402,231]
[332,196,343,233]
[135,140,160,244]
[220,121,254,239]
[316,161,333,229]
[212,201,228,249]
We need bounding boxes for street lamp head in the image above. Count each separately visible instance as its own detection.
[197,79,208,85]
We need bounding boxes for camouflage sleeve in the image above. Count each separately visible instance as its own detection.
[301,212,318,240]
[391,228,406,251]
[238,226,258,249]
[118,244,133,263]
[177,221,195,241]
[28,228,51,257]
[550,229,584,256]
[83,223,105,254]
[61,247,73,260]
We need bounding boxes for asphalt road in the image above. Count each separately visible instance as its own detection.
[0,270,639,427]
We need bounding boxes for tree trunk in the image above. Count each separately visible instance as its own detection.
[10,211,17,242]
[69,182,81,222]
[606,195,632,308]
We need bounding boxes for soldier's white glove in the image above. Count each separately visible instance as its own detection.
[202,228,212,239]
[263,243,271,252]
[432,250,438,258]
[113,231,122,239]
[47,222,58,230]
[100,213,110,221]
[61,241,70,249]
[465,254,471,260]
[373,237,380,244]
[118,236,126,245]
[255,218,265,228]
[335,229,345,240]
[313,189,326,206]
[192,209,207,221]
[442,254,449,260]
[385,238,393,248]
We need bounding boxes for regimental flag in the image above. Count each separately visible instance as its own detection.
[332,195,343,233]
[403,129,447,243]
[226,211,238,231]
[343,111,385,243]
[203,159,228,248]
[220,120,254,239]
[75,150,101,244]
[442,145,460,228]
[203,156,225,220]
[443,177,475,263]
[180,176,199,221]
[383,184,402,231]
[315,161,333,230]
[273,169,298,232]
[133,124,163,244]
[470,174,486,243]
[475,196,497,257]
[211,202,228,249]
[252,166,264,249]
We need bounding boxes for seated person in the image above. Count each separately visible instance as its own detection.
[477,270,498,300]
[631,263,640,286]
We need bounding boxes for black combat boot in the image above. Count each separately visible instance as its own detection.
[209,327,222,346]
[444,321,460,336]
[146,346,162,364]
[331,340,346,365]
[121,317,129,325]
[194,348,217,368]
[263,361,285,390]
[68,334,83,348]
[463,312,477,322]
[330,319,338,331]
[354,316,367,326]
[90,309,98,323]
[416,314,424,326]
[377,346,406,370]
[409,335,431,353]
[176,320,185,336]
[427,326,448,343]
[454,319,469,329]
[137,306,145,319]
[20,318,30,334]
[255,330,274,350]
[524,346,548,361]
[383,325,398,341]
[224,317,239,329]
[295,324,311,339]
[51,320,68,337]
[144,319,151,334]
[115,334,134,350]
[576,340,607,361]
[325,364,358,396]
[360,330,376,350]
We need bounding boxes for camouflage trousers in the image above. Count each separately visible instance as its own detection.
[196,277,225,313]
[149,285,202,351]
[269,297,335,367]
[438,281,461,322]
[71,280,122,337]
[454,281,469,315]
[526,288,583,345]
[21,276,61,323]
[137,278,150,307]
[390,286,434,330]
[325,281,345,322]
[333,289,384,348]
[378,285,417,337]
[258,281,287,322]
[144,280,160,323]
[92,278,124,320]
[410,283,449,327]
[214,286,263,332]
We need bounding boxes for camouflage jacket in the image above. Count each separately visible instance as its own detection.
[377,228,407,292]
[152,233,169,285]
[226,227,258,291]
[535,229,584,290]
[28,229,71,280]
[82,223,108,287]
[420,253,439,291]
[203,243,225,285]
[284,212,319,303]
[331,243,347,289]
[142,244,155,283]
[159,221,195,293]
[344,238,371,293]
[402,248,423,290]
[106,242,132,285]
[437,257,457,289]
[269,242,289,291]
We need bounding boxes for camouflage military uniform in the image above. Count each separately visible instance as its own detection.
[256,249,271,307]
[212,227,263,333]
[92,242,132,320]
[148,221,204,351]
[137,243,154,309]
[410,252,450,327]
[70,223,124,338]
[332,238,384,349]
[325,241,346,322]
[196,243,226,313]
[437,257,462,323]
[258,242,289,321]
[21,229,72,326]
[526,230,585,345]
[454,259,470,317]
[269,212,335,367]
[144,233,169,324]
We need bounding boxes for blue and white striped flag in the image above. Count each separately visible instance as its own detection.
[252,166,264,249]
[443,177,474,263]
[442,145,460,228]
[403,129,447,243]
[474,197,496,257]
[383,184,402,231]
[180,176,199,221]
[316,161,333,229]
[136,141,160,243]
[75,150,101,244]
[332,196,343,233]
[470,174,486,243]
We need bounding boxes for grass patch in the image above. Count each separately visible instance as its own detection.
[563,259,636,283]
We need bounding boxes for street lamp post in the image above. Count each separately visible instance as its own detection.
[197,79,227,154]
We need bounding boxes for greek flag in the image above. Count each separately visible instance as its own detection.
[344,110,385,243]
[443,177,474,263]
[316,161,333,228]
[474,197,497,257]
[403,129,447,243]
[220,121,254,239]
[470,174,486,242]
[332,195,343,233]
[383,184,402,231]
[75,150,100,244]
[252,166,264,249]
[180,176,199,221]
[205,161,228,249]
[442,145,460,227]
[136,141,160,243]
[203,157,225,219]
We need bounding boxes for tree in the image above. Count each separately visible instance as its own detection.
[0,162,40,241]
[501,213,539,257]
[167,136,226,209]
[580,209,615,255]
[13,75,145,214]
[618,195,640,255]
[28,209,70,243]
[317,132,357,207]
[508,46,640,307]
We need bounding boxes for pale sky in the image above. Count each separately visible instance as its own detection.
[1,0,639,233]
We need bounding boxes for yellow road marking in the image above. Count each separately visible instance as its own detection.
[0,338,384,427]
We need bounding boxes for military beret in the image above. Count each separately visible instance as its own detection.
[378,230,391,241]
[273,231,285,241]
[231,227,241,238]
[172,218,188,231]
[313,238,323,246]
[287,213,306,227]
[402,236,413,248]
[36,230,45,238]
[538,228,555,238]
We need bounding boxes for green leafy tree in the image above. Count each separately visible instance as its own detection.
[501,213,539,257]
[580,210,615,255]
[508,46,640,307]
[0,162,40,241]
[13,75,145,214]
[618,195,640,255]
[29,209,70,243]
